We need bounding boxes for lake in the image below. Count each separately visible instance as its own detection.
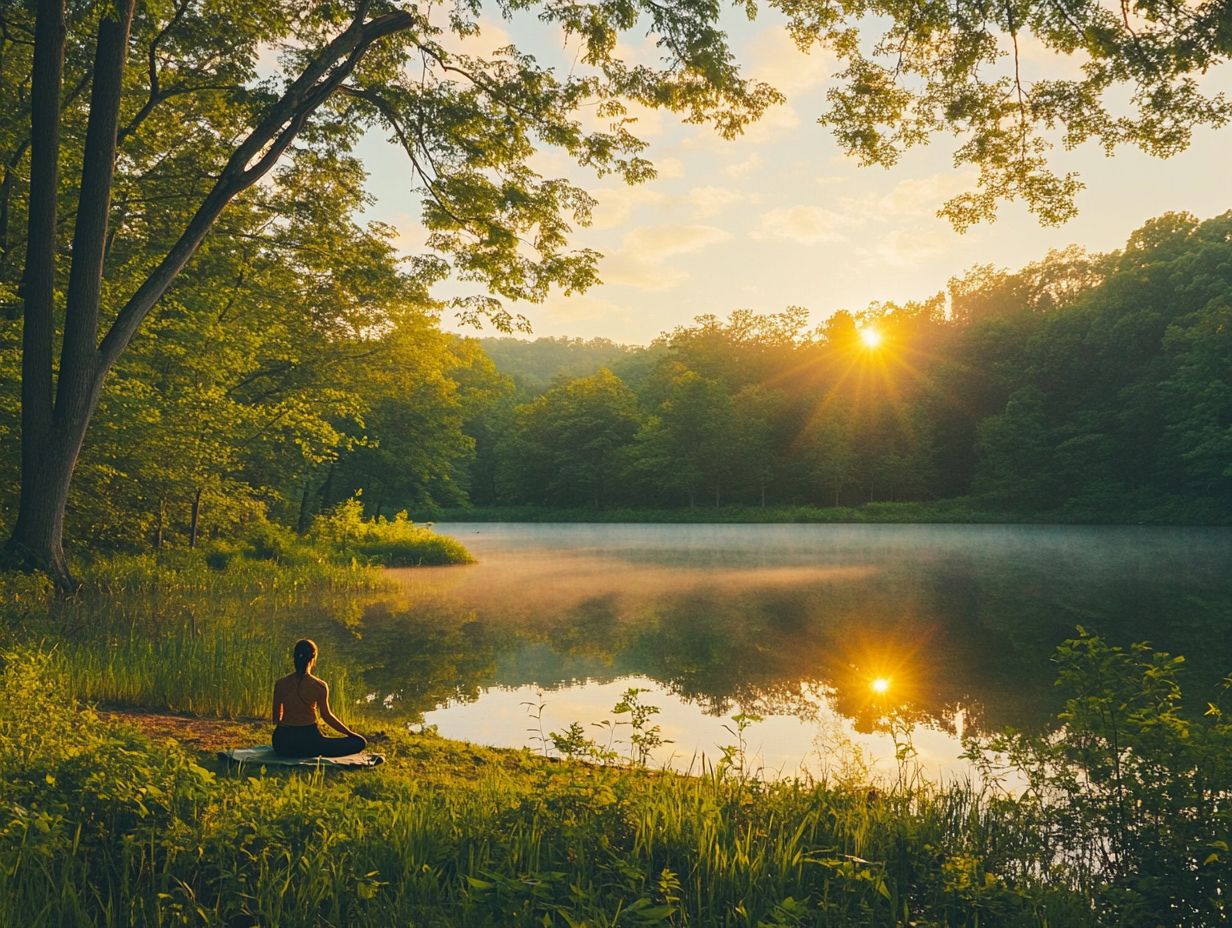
[366,522,1232,781]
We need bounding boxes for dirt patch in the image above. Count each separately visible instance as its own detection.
[99,709,269,753]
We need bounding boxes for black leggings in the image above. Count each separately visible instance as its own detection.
[272,724,366,758]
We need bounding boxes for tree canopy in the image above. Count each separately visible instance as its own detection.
[774,0,1231,226]
[481,211,1232,520]
[0,0,778,579]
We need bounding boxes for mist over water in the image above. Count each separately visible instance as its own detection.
[377,522,1232,779]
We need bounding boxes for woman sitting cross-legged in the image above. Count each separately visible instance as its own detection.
[271,638,367,758]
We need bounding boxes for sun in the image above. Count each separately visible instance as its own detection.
[871,677,890,694]
[858,327,883,349]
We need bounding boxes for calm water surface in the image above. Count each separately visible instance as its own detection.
[368,523,1232,780]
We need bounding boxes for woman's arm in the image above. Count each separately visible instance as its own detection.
[272,685,283,724]
[318,682,358,737]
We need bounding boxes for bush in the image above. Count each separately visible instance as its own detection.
[310,499,473,566]
[970,630,1232,926]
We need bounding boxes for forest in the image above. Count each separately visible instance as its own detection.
[4,208,1228,553]
[475,212,1232,519]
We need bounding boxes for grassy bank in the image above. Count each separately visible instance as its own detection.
[5,634,1230,926]
[420,496,1229,526]
[1,646,1091,928]
[0,508,471,720]
[2,556,1229,926]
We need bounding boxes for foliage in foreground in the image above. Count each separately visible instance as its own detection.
[2,631,1230,926]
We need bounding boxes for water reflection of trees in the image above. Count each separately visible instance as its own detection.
[43,529,1231,734]
[356,534,1232,735]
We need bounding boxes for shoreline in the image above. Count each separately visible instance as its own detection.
[416,503,1232,528]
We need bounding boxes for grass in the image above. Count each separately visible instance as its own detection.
[2,557,1228,926]
[1,547,390,719]
[0,510,471,719]
[0,645,1091,927]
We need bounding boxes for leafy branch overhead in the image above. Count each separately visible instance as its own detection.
[772,0,1231,226]
[242,0,779,315]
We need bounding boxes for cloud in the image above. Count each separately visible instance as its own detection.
[724,153,763,178]
[737,101,802,145]
[745,28,831,95]
[752,206,849,245]
[831,171,978,223]
[858,227,947,269]
[601,223,730,289]
[656,157,684,179]
[686,185,746,218]
[586,181,746,231]
[601,255,689,290]
[588,183,668,229]
[871,171,977,217]
[535,293,633,326]
[678,94,801,154]
[623,224,729,257]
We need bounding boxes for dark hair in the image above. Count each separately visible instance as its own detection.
[292,638,317,679]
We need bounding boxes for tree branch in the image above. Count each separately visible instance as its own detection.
[97,8,416,374]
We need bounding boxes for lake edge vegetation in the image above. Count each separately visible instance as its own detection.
[2,610,1230,927]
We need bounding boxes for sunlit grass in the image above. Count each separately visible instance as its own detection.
[0,644,1093,927]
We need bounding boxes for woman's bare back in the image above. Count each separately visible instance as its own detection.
[272,673,325,726]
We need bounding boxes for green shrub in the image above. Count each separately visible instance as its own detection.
[970,630,1232,926]
[310,499,473,566]
[243,519,308,564]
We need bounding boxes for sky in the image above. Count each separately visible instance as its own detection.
[353,8,1232,347]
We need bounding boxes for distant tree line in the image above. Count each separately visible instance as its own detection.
[473,212,1232,519]
[2,210,1227,552]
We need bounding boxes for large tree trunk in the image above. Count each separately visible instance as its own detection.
[7,1,132,589]
[8,443,74,581]
[6,2,414,588]
[6,0,67,580]
[8,407,99,584]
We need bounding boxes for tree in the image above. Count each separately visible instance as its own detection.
[652,367,734,507]
[779,0,1231,227]
[727,385,782,506]
[504,369,642,507]
[796,409,855,507]
[3,0,777,585]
